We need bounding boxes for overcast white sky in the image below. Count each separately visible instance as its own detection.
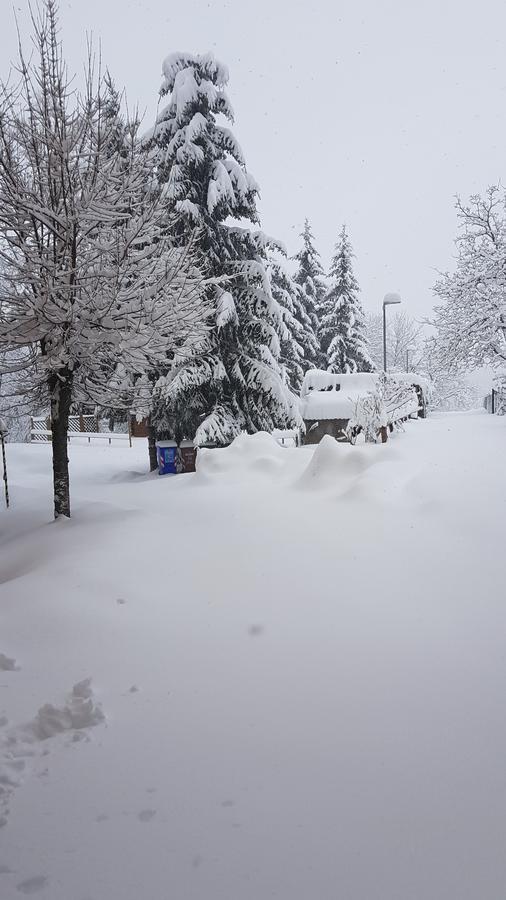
[2,0,506,321]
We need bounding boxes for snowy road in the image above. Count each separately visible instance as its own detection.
[0,412,505,900]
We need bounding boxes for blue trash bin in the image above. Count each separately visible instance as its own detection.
[156,440,178,475]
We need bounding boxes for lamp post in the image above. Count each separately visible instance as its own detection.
[406,345,416,372]
[382,293,402,372]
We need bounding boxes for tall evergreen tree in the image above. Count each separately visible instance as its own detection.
[267,256,315,392]
[147,51,300,444]
[319,225,373,374]
[293,219,325,369]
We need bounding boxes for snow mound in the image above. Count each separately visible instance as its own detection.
[0,680,105,829]
[196,432,285,481]
[27,679,105,741]
[296,435,373,491]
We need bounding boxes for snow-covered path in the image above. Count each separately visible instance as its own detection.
[0,412,505,900]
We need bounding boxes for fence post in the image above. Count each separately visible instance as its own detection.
[1,431,9,508]
[492,389,496,414]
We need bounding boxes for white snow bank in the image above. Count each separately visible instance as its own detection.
[296,435,374,491]
[1,416,505,900]
[196,431,285,480]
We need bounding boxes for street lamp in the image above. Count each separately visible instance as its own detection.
[406,345,416,372]
[382,293,402,372]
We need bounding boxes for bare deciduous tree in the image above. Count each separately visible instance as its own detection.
[433,187,506,373]
[0,1,208,517]
[366,310,424,372]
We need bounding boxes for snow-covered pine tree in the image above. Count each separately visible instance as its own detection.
[292,219,325,370]
[147,51,301,444]
[319,225,373,374]
[101,74,130,159]
[267,256,314,392]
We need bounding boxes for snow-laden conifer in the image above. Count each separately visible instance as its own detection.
[147,51,301,444]
[319,226,373,373]
[292,219,325,369]
[267,256,314,392]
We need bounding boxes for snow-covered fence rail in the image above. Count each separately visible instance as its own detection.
[30,430,131,446]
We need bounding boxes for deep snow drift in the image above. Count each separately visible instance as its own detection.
[0,412,505,900]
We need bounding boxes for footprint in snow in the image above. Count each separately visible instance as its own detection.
[116,598,127,605]
[137,809,156,822]
[16,875,48,894]
[0,654,19,671]
[0,680,104,828]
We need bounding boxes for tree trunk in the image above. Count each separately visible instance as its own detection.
[147,418,158,472]
[49,370,73,518]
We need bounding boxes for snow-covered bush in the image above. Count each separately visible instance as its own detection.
[346,374,418,442]
[346,390,386,443]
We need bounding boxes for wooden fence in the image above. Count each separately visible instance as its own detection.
[30,414,131,447]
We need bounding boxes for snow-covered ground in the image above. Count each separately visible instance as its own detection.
[0,411,505,900]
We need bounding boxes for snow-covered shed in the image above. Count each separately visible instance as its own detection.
[299,369,423,443]
[300,371,380,443]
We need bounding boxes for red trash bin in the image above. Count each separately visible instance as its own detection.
[179,440,197,473]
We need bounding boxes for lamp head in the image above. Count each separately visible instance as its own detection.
[383,292,402,307]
